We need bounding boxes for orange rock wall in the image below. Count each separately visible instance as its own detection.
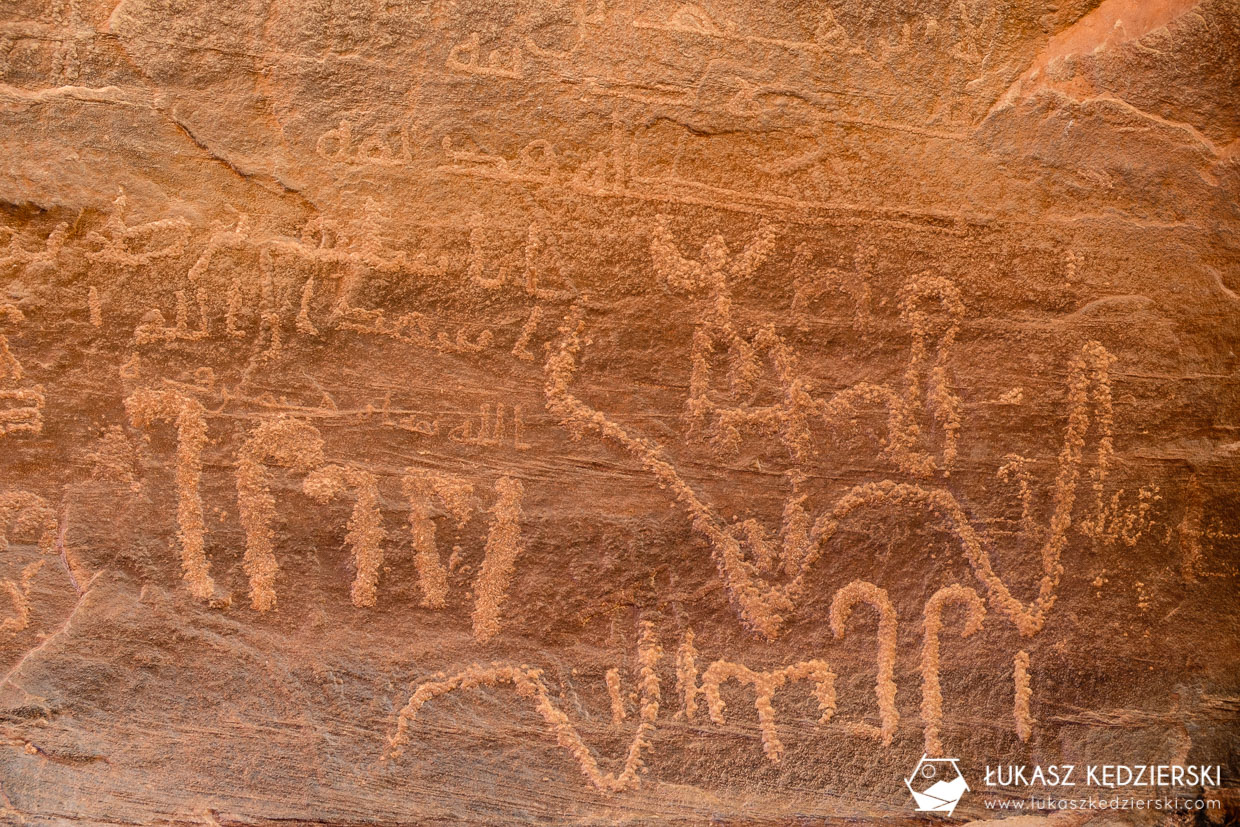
[0,0,1237,823]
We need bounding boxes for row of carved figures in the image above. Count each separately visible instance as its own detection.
[387,581,1034,793]
[124,388,525,644]
[0,363,1221,654]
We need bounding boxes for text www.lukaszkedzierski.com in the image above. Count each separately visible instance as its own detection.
[984,796,1218,812]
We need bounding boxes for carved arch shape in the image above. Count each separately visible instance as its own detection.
[388,622,661,793]
[125,388,214,600]
[920,584,985,755]
[830,580,899,746]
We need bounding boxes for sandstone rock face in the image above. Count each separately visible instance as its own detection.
[0,0,1238,824]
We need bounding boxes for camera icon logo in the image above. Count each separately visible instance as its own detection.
[905,754,969,816]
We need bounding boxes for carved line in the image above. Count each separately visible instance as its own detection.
[471,477,525,644]
[675,627,700,721]
[1014,650,1033,742]
[402,470,473,609]
[606,667,625,726]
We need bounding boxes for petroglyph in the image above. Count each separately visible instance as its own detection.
[331,299,495,355]
[437,131,964,234]
[650,217,808,457]
[0,560,44,635]
[606,667,625,726]
[1082,482,1162,552]
[466,219,575,301]
[669,614,1023,763]
[447,33,523,80]
[224,278,247,340]
[398,471,527,640]
[830,581,898,746]
[809,272,964,476]
[512,305,543,361]
[791,243,874,329]
[628,1,966,75]
[674,628,700,721]
[316,119,415,168]
[950,0,1001,66]
[0,491,56,555]
[920,584,985,756]
[1,194,1197,808]
[303,465,387,608]
[85,191,189,267]
[388,622,661,793]
[402,470,474,610]
[0,303,43,436]
[701,658,836,763]
[125,389,214,601]
[0,0,1236,819]
[471,477,525,644]
[650,222,963,474]
[161,209,490,361]
[133,290,210,346]
[0,223,66,273]
[546,306,1123,640]
[236,418,326,612]
[449,404,531,451]
[0,384,43,437]
[997,454,1036,541]
[1014,650,1033,743]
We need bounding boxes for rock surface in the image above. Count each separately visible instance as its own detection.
[0,0,1238,823]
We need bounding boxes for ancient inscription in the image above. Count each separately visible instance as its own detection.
[0,0,1237,822]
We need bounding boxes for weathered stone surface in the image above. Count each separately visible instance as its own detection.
[0,0,1238,824]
